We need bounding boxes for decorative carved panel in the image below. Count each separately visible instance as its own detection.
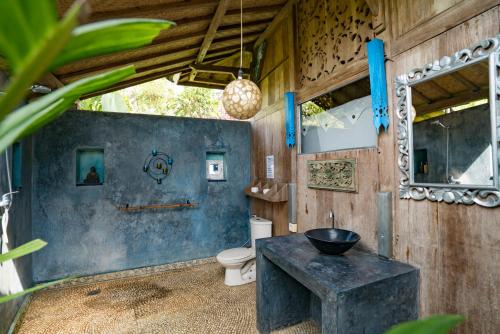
[296,0,374,87]
[307,159,357,192]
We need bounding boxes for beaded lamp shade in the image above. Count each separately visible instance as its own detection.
[221,0,262,120]
[222,78,262,120]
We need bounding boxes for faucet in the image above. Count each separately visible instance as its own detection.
[329,210,335,228]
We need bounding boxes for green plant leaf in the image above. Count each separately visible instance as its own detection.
[0,277,72,304]
[0,0,82,120]
[0,66,135,153]
[0,0,57,70]
[0,239,47,263]
[384,315,465,334]
[53,19,174,69]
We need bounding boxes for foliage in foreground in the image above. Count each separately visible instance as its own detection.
[385,315,464,334]
[0,0,172,303]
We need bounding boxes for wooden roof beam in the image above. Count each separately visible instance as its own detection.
[88,0,219,21]
[81,67,191,99]
[177,81,224,90]
[59,32,257,81]
[427,80,452,98]
[65,45,240,84]
[415,87,489,115]
[451,72,481,91]
[197,0,230,64]
[412,88,432,104]
[190,0,230,82]
[254,1,294,48]
[79,50,240,97]
[189,64,250,80]
[192,76,229,86]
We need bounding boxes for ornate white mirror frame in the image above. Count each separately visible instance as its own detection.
[395,35,500,207]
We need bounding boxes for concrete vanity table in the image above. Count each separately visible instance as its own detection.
[256,234,419,334]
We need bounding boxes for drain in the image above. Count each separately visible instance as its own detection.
[86,288,101,296]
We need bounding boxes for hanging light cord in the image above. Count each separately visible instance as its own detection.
[239,0,243,78]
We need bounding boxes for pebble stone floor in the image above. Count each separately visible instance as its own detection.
[15,262,320,334]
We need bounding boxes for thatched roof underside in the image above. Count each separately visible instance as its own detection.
[53,0,287,98]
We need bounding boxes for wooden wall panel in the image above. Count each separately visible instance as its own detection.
[253,0,499,331]
[296,149,379,251]
[296,0,374,88]
[389,7,500,333]
[251,7,294,236]
[387,0,499,56]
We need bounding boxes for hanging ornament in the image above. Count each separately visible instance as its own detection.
[221,0,262,120]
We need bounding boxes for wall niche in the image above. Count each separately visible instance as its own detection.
[76,148,104,186]
[206,152,226,181]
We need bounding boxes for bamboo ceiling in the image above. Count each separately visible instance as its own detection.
[54,0,288,97]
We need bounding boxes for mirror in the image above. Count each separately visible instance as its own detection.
[396,36,500,207]
[300,77,377,154]
[411,59,493,186]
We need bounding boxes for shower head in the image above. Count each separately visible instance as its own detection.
[430,120,449,129]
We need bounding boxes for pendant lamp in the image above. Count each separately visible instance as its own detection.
[221,0,262,120]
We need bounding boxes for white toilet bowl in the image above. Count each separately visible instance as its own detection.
[216,216,272,286]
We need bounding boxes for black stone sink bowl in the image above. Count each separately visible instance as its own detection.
[305,228,361,255]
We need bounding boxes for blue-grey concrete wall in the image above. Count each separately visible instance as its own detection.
[32,111,251,282]
[0,137,33,334]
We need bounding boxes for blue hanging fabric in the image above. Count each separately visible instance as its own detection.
[284,91,296,148]
[367,38,389,133]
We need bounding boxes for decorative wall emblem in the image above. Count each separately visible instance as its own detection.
[143,149,174,184]
[307,159,357,192]
[296,0,373,87]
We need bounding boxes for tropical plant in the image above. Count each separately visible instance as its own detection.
[0,0,173,302]
[385,314,464,334]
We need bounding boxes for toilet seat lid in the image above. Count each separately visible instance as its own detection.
[217,247,253,262]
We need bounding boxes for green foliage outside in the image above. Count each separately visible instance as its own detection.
[78,78,225,119]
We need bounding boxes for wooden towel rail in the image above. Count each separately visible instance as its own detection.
[118,202,197,212]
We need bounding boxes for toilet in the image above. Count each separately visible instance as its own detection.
[216,216,272,286]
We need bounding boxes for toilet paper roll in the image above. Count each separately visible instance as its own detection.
[251,187,259,193]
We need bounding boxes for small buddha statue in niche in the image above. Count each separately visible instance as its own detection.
[84,166,100,185]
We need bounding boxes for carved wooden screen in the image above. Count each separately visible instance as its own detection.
[297,0,374,88]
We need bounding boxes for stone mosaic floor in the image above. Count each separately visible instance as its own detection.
[15,262,320,334]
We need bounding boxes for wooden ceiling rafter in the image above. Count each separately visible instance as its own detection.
[58,33,257,82]
[176,81,225,90]
[189,64,250,80]
[58,20,269,79]
[414,87,489,115]
[55,0,288,94]
[450,72,481,91]
[87,0,220,22]
[82,66,192,99]
[191,0,234,82]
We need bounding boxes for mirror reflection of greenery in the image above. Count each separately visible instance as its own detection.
[301,101,325,117]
